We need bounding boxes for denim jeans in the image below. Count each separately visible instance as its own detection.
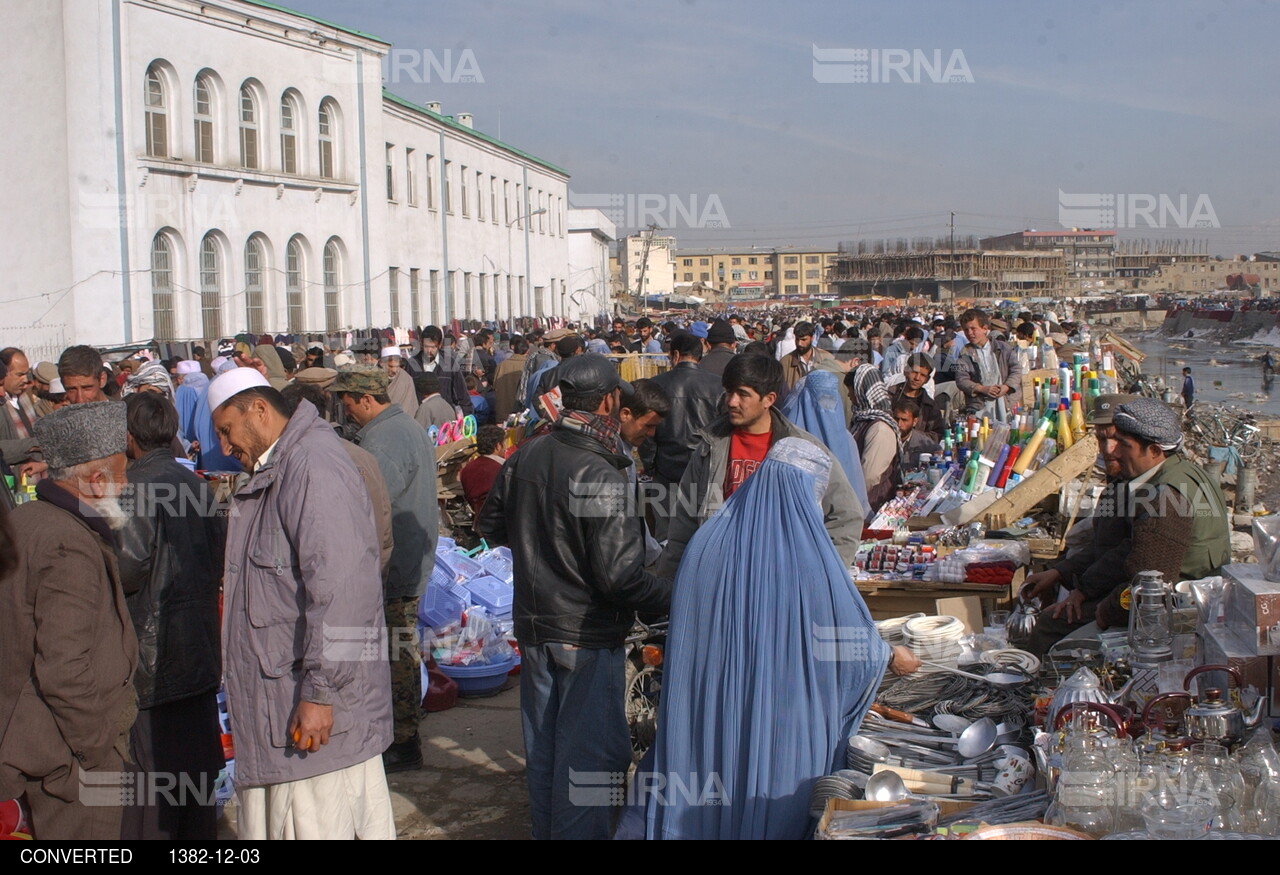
[519,641,630,840]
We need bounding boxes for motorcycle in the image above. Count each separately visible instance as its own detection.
[624,616,668,762]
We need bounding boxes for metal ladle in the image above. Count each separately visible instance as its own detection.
[864,770,911,802]
[956,717,998,759]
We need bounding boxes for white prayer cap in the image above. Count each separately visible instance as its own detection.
[176,360,201,375]
[49,377,64,393]
[380,345,401,359]
[206,367,271,412]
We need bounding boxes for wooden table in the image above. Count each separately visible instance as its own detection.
[855,568,1024,631]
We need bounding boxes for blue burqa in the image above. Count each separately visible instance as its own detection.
[781,370,871,517]
[176,371,241,473]
[643,438,889,840]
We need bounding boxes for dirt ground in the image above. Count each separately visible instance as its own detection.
[220,677,529,840]
[389,678,529,840]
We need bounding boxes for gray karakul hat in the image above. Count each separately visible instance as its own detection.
[34,401,127,469]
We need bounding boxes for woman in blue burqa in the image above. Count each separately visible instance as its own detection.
[780,368,871,518]
[642,437,889,840]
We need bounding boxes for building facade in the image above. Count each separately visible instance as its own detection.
[2,0,571,355]
[566,208,616,323]
[617,232,676,304]
[979,229,1117,285]
[671,248,838,301]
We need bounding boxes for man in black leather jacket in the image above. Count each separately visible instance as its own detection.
[644,332,723,536]
[115,393,226,839]
[476,353,672,841]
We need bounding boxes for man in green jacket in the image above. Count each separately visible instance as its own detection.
[1092,397,1230,630]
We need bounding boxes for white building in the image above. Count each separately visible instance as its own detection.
[617,232,677,305]
[566,209,616,323]
[1,0,571,357]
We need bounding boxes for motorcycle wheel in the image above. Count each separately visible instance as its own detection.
[624,659,661,762]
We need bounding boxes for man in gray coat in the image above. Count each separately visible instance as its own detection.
[208,367,394,840]
[336,365,439,773]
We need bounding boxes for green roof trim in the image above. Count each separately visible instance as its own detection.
[239,0,389,44]
[382,89,569,178]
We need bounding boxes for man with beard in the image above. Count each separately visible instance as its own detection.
[1021,395,1137,655]
[0,402,138,839]
[209,367,394,839]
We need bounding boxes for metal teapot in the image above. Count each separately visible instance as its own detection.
[1184,665,1246,748]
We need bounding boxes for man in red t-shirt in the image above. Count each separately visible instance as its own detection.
[656,353,864,578]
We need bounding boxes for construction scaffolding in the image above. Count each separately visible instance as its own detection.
[828,246,1066,301]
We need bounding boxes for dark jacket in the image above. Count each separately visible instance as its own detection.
[406,348,473,414]
[888,384,946,442]
[699,346,736,378]
[646,362,724,483]
[476,425,672,648]
[117,448,225,710]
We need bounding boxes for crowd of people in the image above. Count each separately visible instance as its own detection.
[0,293,1233,840]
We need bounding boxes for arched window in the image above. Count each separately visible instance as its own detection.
[280,93,298,174]
[144,64,168,158]
[151,233,176,341]
[286,237,305,333]
[244,236,266,335]
[238,85,259,170]
[194,74,215,163]
[200,234,223,339]
[323,240,341,331]
[318,99,337,179]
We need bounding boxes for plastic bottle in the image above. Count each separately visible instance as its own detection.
[987,444,1011,487]
[1011,416,1051,475]
[1070,392,1086,440]
[962,453,982,494]
[1056,401,1074,451]
[996,445,1021,487]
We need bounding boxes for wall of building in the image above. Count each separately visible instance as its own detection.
[1,0,573,352]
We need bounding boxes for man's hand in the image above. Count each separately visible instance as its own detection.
[888,645,921,677]
[16,460,47,479]
[233,353,270,380]
[1021,568,1061,603]
[288,701,333,753]
[1050,589,1088,624]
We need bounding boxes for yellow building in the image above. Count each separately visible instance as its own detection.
[673,247,838,300]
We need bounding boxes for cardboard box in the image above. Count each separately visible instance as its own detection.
[1196,623,1270,696]
[816,797,974,840]
[1223,563,1280,656]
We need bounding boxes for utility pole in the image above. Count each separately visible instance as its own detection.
[948,211,955,303]
[633,224,658,313]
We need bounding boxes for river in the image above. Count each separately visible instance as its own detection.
[1127,331,1280,418]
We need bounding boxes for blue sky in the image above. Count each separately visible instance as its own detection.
[288,0,1280,254]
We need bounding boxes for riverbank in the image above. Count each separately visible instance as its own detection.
[1160,307,1280,342]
